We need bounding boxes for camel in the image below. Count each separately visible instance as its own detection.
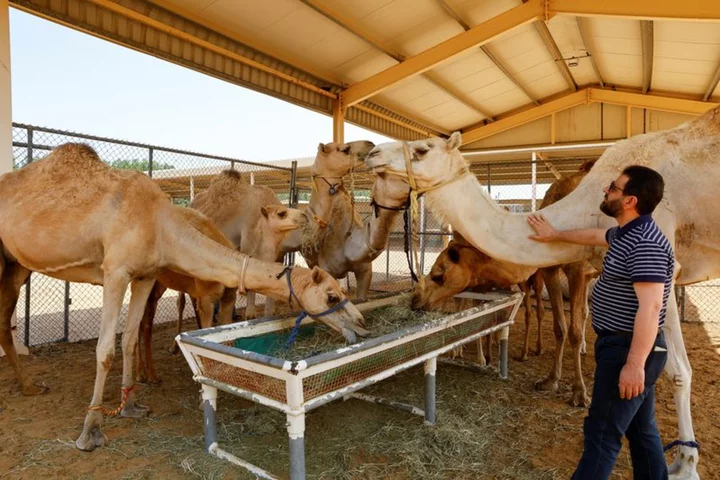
[363,111,720,478]
[303,140,409,300]
[135,171,308,384]
[412,162,600,403]
[412,236,544,362]
[0,143,366,452]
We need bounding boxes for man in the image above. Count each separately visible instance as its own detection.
[527,165,672,479]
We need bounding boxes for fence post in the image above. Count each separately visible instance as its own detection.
[26,126,33,164]
[486,164,492,195]
[148,147,154,178]
[24,274,30,347]
[287,161,298,266]
[63,282,70,342]
[679,286,686,322]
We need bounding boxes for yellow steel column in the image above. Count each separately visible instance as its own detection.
[333,100,345,144]
[0,0,12,174]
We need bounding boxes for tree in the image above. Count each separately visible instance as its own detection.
[109,159,175,171]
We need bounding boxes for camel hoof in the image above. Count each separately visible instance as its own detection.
[535,347,544,356]
[534,377,559,392]
[516,353,529,362]
[23,381,49,396]
[120,401,150,418]
[76,426,107,452]
[569,390,591,408]
[668,447,700,480]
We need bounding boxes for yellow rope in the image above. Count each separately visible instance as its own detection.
[88,385,134,417]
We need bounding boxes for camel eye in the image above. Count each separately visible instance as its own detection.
[328,294,339,304]
[414,145,430,156]
[431,274,444,285]
[278,211,287,218]
[341,145,351,154]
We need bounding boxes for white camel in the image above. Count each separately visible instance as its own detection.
[363,109,720,479]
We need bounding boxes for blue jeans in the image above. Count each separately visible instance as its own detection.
[572,332,668,480]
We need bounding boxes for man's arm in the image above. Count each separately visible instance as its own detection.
[527,214,609,247]
[619,282,664,400]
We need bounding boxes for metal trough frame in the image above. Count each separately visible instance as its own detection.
[176,291,523,480]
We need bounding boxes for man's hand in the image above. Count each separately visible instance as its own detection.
[619,362,645,400]
[527,215,558,242]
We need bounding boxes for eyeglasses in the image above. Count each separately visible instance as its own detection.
[608,181,625,194]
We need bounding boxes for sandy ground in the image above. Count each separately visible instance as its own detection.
[0,306,718,480]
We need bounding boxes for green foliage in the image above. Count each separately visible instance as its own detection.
[110,159,175,171]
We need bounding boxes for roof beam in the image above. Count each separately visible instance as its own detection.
[298,0,494,119]
[436,0,539,105]
[340,0,543,107]
[640,21,654,94]
[548,0,720,21]
[587,88,718,115]
[461,89,589,145]
[703,63,720,101]
[533,21,577,91]
[461,87,720,145]
[576,17,605,88]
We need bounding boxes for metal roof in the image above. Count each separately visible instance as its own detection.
[11,0,720,150]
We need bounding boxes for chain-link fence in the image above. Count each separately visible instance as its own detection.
[10,128,716,349]
[12,123,295,346]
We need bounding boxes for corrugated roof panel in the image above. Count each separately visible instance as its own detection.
[546,15,599,86]
[434,49,497,84]
[473,89,529,116]
[587,18,642,88]
[203,0,301,34]
[448,0,521,27]
[333,50,397,83]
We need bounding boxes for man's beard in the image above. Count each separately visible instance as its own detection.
[600,197,623,217]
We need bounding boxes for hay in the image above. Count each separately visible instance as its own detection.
[264,295,450,361]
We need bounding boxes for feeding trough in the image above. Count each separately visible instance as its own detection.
[176,290,523,480]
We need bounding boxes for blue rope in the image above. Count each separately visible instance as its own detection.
[663,439,700,452]
[284,311,308,348]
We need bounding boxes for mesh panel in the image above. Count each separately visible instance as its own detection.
[302,306,511,401]
[199,356,287,403]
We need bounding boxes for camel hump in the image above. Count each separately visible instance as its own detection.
[220,169,242,181]
[52,143,101,162]
[578,159,597,173]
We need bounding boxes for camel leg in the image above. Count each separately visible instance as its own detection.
[535,266,567,392]
[169,292,186,354]
[196,296,215,329]
[354,264,372,302]
[190,297,202,329]
[264,296,276,317]
[476,337,486,367]
[484,333,492,365]
[664,286,699,479]
[0,263,44,395]
[216,288,237,325]
[565,264,589,407]
[76,270,131,452]
[517,281,532,362]
[533,272,545,356]
[119,277,156,418]
[245,291,257,320]
[137,282,165,385]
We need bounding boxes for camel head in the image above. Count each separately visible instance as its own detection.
[313,140,376,177]
[411,240,477,311]
[371,169,411,209]
[260,205,307,233]
[364,132,466,189]
[291,266,369,343]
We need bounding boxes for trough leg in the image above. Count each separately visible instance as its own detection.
[499,326,510,380]
[201,385,218,453]
[287,413,306,480]
[424,357,437,425]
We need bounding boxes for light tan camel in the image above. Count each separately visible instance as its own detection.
[303,141,408,300]
[364,110,720,477]
[0,143,366,452]
[135,171,308,384]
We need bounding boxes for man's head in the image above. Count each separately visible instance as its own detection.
[600,165,665,218]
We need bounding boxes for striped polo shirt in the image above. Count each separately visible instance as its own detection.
[591,214,674,333]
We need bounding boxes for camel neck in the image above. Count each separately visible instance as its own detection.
[423,174,603,268]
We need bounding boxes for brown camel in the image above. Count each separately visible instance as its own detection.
[136,171,308,384]
[303,141,410,300]
[0,143,366,452]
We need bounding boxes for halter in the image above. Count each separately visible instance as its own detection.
[311,149,359,231]
[276,266,350,348]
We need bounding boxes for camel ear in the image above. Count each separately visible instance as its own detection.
[311,266,324,284]
[448,247,461,264]
[260,206,269,218]
[318,143,328,154]
[447,131,462,151]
